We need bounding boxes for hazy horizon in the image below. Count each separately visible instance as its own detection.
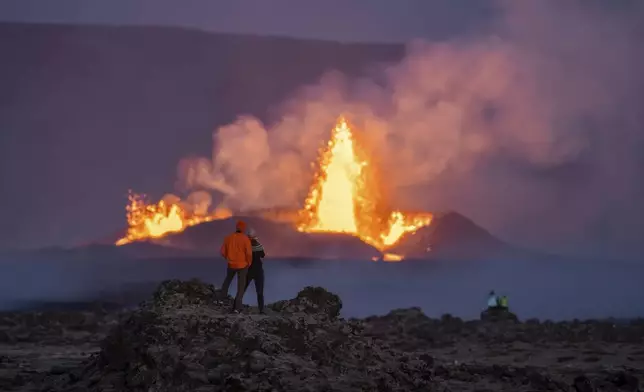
[2,256,643,320]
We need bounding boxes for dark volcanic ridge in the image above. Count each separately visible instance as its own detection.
[1,279,642,392]
[116,211,517,261]
[4,211,528,266]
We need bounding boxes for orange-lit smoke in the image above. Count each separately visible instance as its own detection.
[173,1,644,254]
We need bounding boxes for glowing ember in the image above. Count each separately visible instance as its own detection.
[383,253,404,262]
[298,117,433,250]
[115,192,231,246]
[372,253,405,262]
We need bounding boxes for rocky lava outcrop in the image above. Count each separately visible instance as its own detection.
[2,280,643,391]
[50,280,433,391]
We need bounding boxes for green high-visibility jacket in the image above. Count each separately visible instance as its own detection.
[500,296,509,308]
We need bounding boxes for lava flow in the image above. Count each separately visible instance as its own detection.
[115,192,231,246]
[297,117,433,251]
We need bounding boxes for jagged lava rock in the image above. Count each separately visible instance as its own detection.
[269,286,342,320]
[480,307,520,323]
[148,278,222,308]
[54,280,432,391]
[40,280,644,392]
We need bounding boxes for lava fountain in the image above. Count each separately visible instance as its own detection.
[115,117,432,254]
[297,117,433,251]
[115,192,231,245]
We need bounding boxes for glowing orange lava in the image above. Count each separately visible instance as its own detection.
[372,253,405,262]
[115,117,432,253]
[115,192,231,246]
[297,117,432,250]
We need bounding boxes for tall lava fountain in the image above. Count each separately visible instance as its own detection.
[297,117,432,251]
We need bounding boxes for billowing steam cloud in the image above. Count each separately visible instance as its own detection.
[178,0,644,256]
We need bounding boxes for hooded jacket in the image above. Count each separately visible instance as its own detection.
[249,237,265,271]
[487,294,498,308]
[220,231,252,269]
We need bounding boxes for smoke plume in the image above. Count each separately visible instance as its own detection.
[178,0,644,257]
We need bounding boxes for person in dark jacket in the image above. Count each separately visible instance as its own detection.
[245,228,266,313]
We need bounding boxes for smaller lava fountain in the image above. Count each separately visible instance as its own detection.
[115,192,231,246]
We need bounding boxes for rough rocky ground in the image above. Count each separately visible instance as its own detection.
[1,280,642,391]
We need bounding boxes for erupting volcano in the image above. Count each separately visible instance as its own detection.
[115,117,433,255]
[297,117,433,251]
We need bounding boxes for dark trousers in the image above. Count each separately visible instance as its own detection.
[221,267,248,310]
[245,267,265,312]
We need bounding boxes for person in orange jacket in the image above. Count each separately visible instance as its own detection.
[220,220,252,312]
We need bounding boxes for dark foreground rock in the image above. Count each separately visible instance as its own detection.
[1,280,643,391]
[51,280,433,391]
[480,307,519,323]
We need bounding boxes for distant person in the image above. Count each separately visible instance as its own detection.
[220,220,252,313]
[500,295,509,310]
[245,228,266,314]
[487,290,498,309]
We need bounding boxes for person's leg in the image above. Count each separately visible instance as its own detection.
[245,269,255,292]
[233,267,249,310]
[220,267,236,295]
[255,268,265,313]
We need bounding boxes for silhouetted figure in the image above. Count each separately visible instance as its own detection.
[487,290,499,309]
[499,295,509,310]
[245,228,266,314]
[220,220,252,313]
